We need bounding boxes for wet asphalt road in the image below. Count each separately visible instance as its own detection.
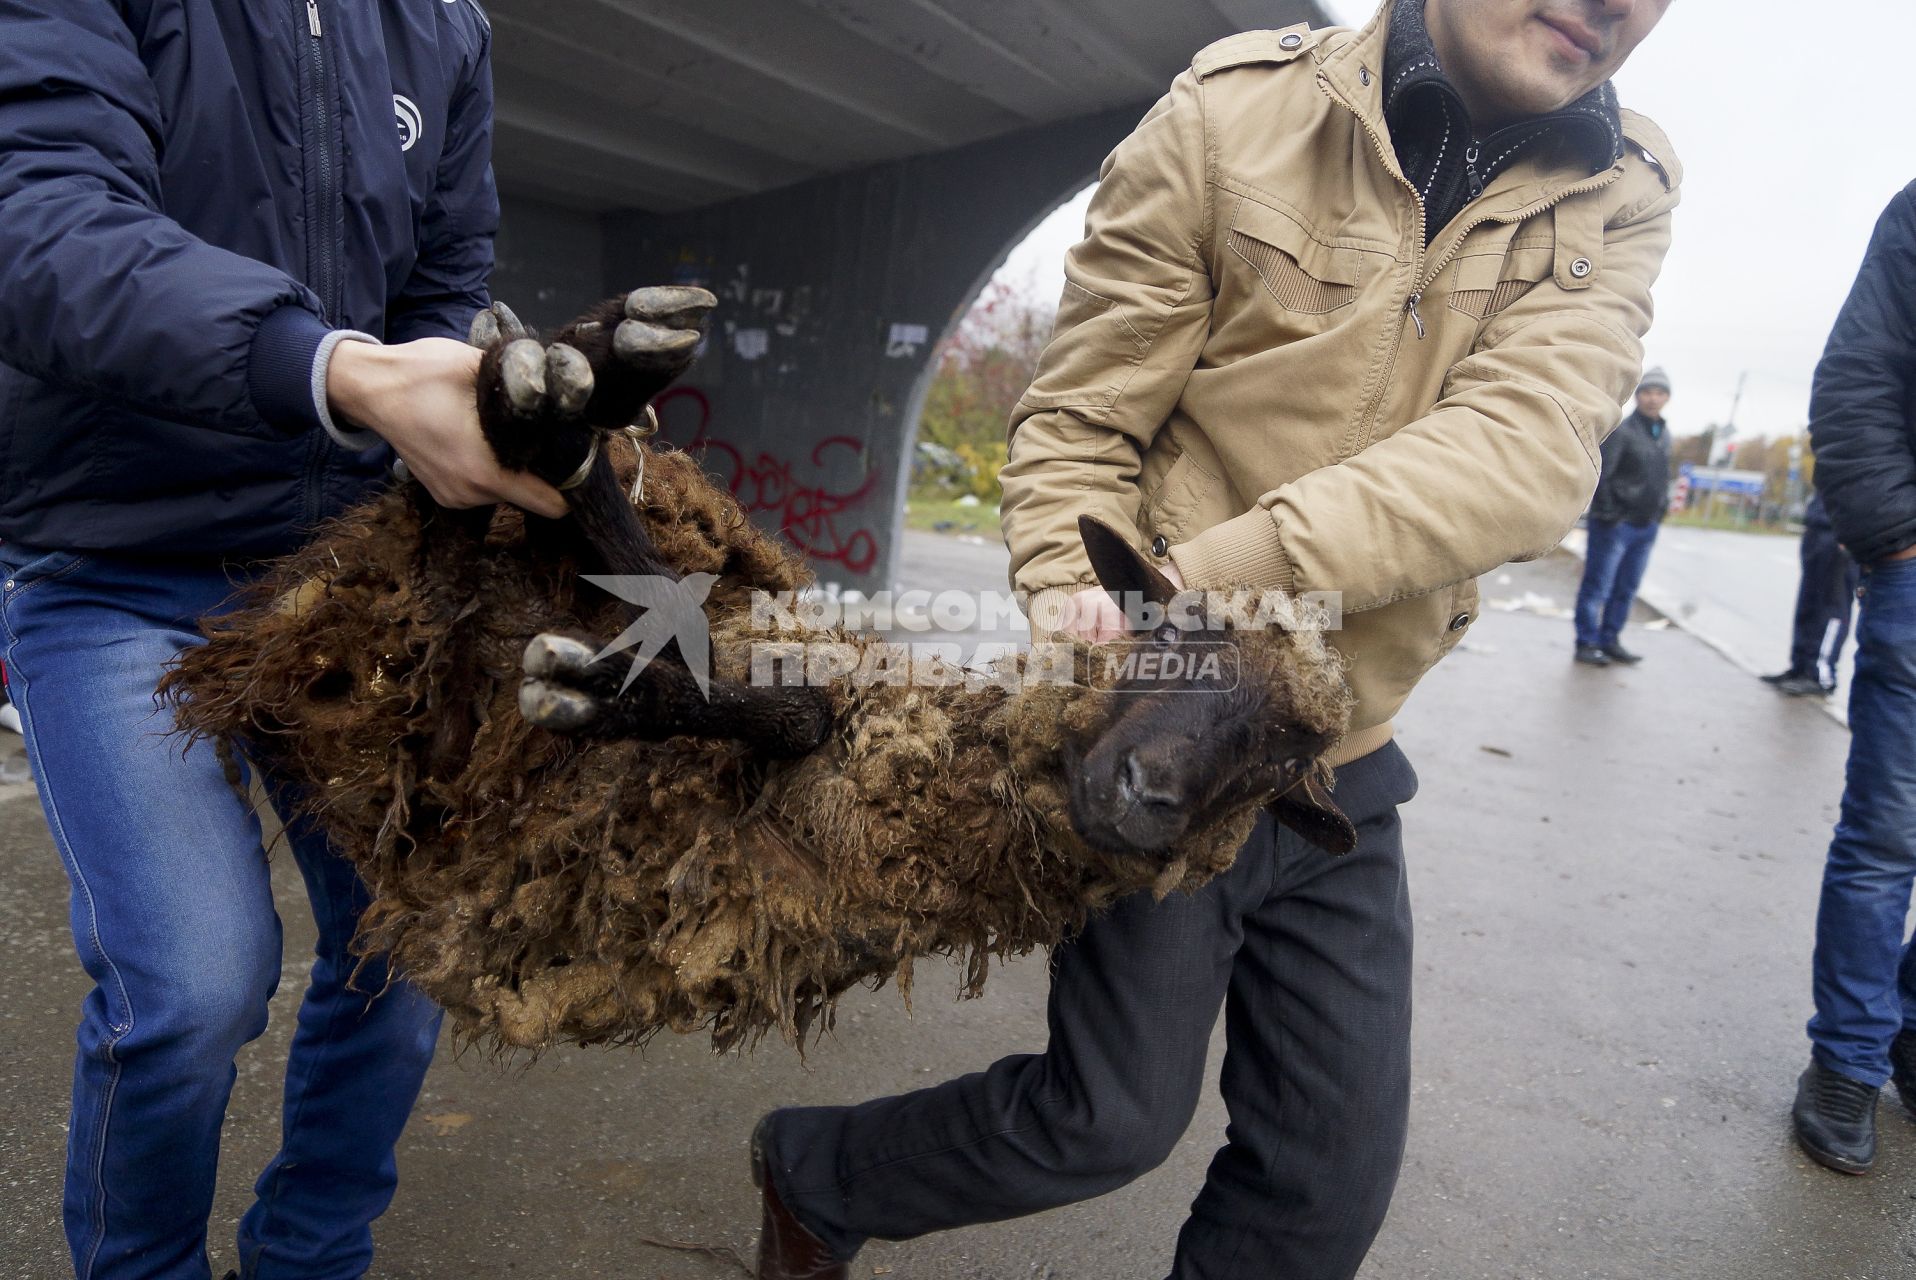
[1563,523,1854,722]
[2,534,1913,1279]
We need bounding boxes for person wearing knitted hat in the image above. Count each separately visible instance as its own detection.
[1574,367,1674,665]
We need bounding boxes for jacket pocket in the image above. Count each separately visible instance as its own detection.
[1448,241,1553,321]
[1141,450,1210,545]
[1018,279,1153,412]
[1226,197,1366,326]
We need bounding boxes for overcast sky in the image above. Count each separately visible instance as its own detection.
[993,0,1916,446]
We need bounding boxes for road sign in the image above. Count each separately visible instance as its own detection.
[1679,464,1767,498]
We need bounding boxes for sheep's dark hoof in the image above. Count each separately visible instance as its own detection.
[524,633,598,680]
[520,679,601,731]
[613,287,715,374]
[497,338,594,420]
[521,634,615,731]
[468,300,528,349]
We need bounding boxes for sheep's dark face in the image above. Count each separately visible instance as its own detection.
[1062,518,1352,859]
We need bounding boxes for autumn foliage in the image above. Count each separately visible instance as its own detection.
[913,278,1056,504]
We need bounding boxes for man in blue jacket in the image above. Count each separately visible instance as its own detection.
[1791,180,1916,1176]
[0,3,564,1277]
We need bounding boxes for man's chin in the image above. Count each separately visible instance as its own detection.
[1489,73,1599,123]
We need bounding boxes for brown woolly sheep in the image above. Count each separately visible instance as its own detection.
[163,290,1354,1054]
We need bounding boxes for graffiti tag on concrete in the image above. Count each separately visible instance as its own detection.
[656,386,882,575]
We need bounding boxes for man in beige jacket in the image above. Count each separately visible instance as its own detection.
[753,2,1679,1276]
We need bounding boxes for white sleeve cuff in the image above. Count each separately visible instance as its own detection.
[312,330,385,451]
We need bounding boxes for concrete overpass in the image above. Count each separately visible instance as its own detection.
[483,0,1332,589]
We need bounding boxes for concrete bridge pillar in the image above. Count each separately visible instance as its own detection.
[596,106,1142,593]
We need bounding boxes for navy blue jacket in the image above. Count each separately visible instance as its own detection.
[1810,182,1916,566]
[0,0,498,557]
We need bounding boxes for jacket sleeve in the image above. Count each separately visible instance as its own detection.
[1807,185,1916,565]
[385,22,500,345]
[998,69,1216,617]
[1172,175,1678,612]
[0,0,330,438]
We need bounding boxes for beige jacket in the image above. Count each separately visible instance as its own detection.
[1001,12,1681,765]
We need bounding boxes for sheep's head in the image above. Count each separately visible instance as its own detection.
[1061,517,1355,859]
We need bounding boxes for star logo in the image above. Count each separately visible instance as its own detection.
[582,573,720,698]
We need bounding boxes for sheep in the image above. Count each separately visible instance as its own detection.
[163,290,1354,1054]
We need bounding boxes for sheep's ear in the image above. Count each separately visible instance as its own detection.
[1271,775,1358,855]
[1080,516,1178,613]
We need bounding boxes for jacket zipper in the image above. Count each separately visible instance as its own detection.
[1411,165,1624,303]
[298,0,341,527]
[301,0,339,322]
[1316,69,1626,457]
[1318,72,1427,451]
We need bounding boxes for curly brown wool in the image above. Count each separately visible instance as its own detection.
[163,403,1350,1060]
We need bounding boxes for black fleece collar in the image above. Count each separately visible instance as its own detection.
[1383,0,1624,239]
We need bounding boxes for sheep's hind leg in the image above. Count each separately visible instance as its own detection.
[470,288,717,477]
[519,634,832,758]
[471,290,717,581]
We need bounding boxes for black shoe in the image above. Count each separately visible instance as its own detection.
[1774,674,1831,697]
[1891,1030,1916,1121]
[1792,1060,1879,1174]
[1761,668,1806,686]
[1601,642,1643,665]
[1573,644,1611,667]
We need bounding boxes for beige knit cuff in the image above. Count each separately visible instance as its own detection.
[1167,506,1296,593]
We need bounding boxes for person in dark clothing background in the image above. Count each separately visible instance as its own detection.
[1763,492,1861,697]
[1789,180,1916,1177]
[1574,367,1673,666]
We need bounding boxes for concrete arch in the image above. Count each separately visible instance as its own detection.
[882,175,1099,587]
[481,0,1331,589]
[595,108,1146,591]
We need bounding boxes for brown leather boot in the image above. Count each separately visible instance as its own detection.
[752,1117,849,1280]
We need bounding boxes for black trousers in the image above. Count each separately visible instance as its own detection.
[1790,515,1861,686]
[763,742,1419,1280]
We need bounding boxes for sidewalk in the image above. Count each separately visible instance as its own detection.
[0,538,1907,1279]
[1560,522,1853,723]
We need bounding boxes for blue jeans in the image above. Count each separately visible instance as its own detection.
[0,548,442,1280]
[1807,555,1916,1086]
[1574,519,1659,648]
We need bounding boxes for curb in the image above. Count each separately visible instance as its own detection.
[1554,528,1847,728]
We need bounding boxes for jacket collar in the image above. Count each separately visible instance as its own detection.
[1381,0,1624,177]
[1317,2,1625,189]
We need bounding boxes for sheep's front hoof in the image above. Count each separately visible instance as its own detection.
[520,678,602,731]
[523,633,598,680]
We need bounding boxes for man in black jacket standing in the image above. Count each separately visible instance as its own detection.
[1573,368,1674,666]
[1761,492,1860,697]
[1790,181,1916,1176]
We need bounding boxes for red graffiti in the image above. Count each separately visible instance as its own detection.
[654,387,882,575]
